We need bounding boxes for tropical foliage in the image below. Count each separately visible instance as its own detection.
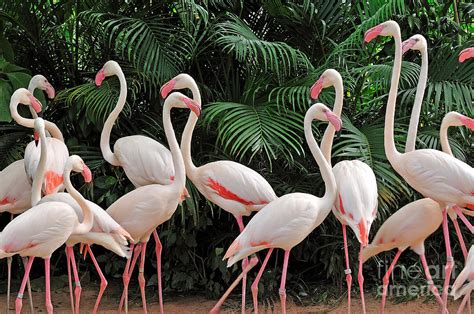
[0,0,472,303]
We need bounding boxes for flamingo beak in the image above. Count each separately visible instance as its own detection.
[160,79,176,99]
[28,95,42,113]
[460,115,474,131]
[45,83,55,99]
[34,131,39,146]
[325,111,342,131]
[82,165,93,183]
[402,38,417,55]
[364,24,384,43]
[459,48,474,63]
[310,77,324,101]
[183,97,201,117]
[95,68,106,86]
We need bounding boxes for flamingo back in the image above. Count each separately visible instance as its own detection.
[0,159,31,214]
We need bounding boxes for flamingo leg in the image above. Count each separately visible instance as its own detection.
[67,246,82,314]
[342,224,352,314]
[66,247,75,314]
[458,291,471,314]
[119,243,141,313]
[23,257,34,314]
[7,256,11,313]
[279,250,291,314]
[441,208,454,308]
[44,257,53,313]
[15,256,34,314]
[358,244,366,314]
[236,215,248,313]
[119,243,135,314]
[251,249,273,314]
[153,230,164,314]
[451,215,468,260]
[138,241,148,313]
[454,206,474,234]
[86,245,108,314]
[380,250,402,313]
[419,253,445,311]
[210,255,259,314]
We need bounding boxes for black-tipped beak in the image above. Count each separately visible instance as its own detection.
[159,95,165,106]
[336,129,342,139]
[37,111,43,118]
[35,138,39,147]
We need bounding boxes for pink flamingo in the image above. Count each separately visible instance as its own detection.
[459,47,474,62]
[210,102,342,314]
[365,20,474,311]
[310,69,378,314]
[104,92,199,313]
[0,117,94,314]
[161,73,278,312]
[451,245,474,313]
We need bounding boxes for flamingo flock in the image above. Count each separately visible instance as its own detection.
[0,20,472,314]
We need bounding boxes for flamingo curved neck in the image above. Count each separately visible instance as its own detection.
[64,169,93,234]
[320,77,343,163]
[181,79,200,176]
[440,118,453,156]
[164,102,186,189]
[27,81,40,119]
[405,48,428,153]
[384,30,403,166]
[100,68,127,166]
[304,111,337,211]
[31,125,48,206]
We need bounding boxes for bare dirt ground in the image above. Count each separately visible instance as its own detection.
[0,285,467,313]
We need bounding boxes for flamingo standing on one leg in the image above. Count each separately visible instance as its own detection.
[161,74,278,313]
[310,69,378,314]
[210,103,342,314]
[459,47,474,62]
[364,20,474,312]
[451,245,474,313]
[104,92,199,313]
[0,117,94,313]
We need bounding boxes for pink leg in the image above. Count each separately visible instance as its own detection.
[279,250,290,314]
[251,249,273,314]
[118,243,135,314]
[67,246,82,314]
[441,209,454,308]
[419,253,445,311]
[66,247,75,314]
[236,216,248,313]
[451,216,468,260]
[454,206,474,233]
[380,250,402,313]
[342,224,352,314]
[458,291,471,314]
[210,255,259,314]
[153,230,164,314]
[138,241,148,313]
[15,256,34,314]
[358,244,366,314]
[44,258,53,313]
[7,256,11,312]
[87,245,108,314]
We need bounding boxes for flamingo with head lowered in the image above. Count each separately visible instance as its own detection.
[310,69,378,314]
[210,103,341,314]
[161,73,278,312]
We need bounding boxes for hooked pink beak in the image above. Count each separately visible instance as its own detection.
[310,77,324,101]
[402,38,417,55]
[460,115,474,131]
[160,79,176,99]
[34,131,39,146]
[459,47,474,63]
[182,97,201,117]
[325,111,342,131]
[45,82,55,99]
[28,95,42,113]
[364,24,384,43]
[82,165,93,183]
[95,68,106,86]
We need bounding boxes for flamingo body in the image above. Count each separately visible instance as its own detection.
[0,160,31,214]
[452,246,474,300]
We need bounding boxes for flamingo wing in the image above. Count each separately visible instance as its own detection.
[451,246,474,299]
[0,160,32,214]
[114,135,174,187]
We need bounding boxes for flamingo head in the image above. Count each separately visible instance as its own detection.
[160,73,194,99]
[310,69,342,101]
[309,103,342,131]
[160,79,177,99]
[14,88,43,113]
[459,47,474,63]
[364,20,400,43]
[95,60,119,86]
[30,75,55,99]
[67,155,93,183]
[443,112,474,131]
[402,34,427,54]
[459,115,474,131]
[165,92,201,117]
[182,97,201,117]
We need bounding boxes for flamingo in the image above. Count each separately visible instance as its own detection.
[364,20,474,311]
[210,102,342,314]
[161,73,278,312]
[104,92,200,313]
[451,245,474,313]
[310,69,378,314]
[0,117,94,313]
[459,47,474,62]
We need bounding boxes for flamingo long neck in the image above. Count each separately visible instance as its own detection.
[27,81,40,119]
[384,29,403,165]
[304,111,338,211]
[405,47,428,153]
[64,168,93,234]
[164,102,186,189]
[320,77,343,163]
[181,80,200,177]
[31,124,48,206]
[440,117,453,156]
[100,68,127,166]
